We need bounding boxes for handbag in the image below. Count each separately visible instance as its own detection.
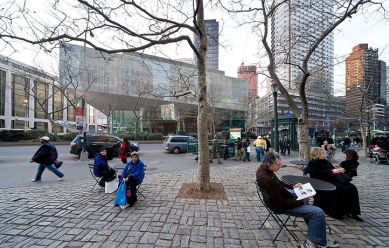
[335,173,352,185]
[105,179,119,194]
[114,180,127,205]
[118,148,125,155]
[54,160,63,169]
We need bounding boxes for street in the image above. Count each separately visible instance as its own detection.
[0,143,252,189]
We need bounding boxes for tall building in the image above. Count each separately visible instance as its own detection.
[271,0,334,95]
[193,19,219,69]
[345,44,381,117]
[237,62,258,99]
[379,60,387,105]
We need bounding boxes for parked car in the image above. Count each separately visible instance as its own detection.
[163,135,197,154]
[69,134,140,159]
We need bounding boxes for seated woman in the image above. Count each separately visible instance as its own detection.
[339,150,359,178]
[122,151,145,206]
[93,147,116,186]
[305,148,363,221]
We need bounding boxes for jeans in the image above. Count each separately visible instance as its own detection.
[255,146,265,162]
[223,147,230,159]
[34,164,64,180]
[284,203,326,246]
[283,146,290,155]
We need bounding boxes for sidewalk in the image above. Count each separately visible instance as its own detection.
[1,151,389,247]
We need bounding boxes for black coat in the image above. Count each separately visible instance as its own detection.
[32,142,58,165]
[305,159,361,218]
[338,159,359,178]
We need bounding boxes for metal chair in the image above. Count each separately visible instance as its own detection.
[136,165,146,198]
[254,181,297,244]
[88,164,104,192]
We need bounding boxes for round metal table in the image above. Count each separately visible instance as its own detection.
[281,175,336,191]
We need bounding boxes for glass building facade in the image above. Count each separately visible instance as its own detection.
[59,43,247,134]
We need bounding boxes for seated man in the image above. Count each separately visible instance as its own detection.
[256,152,338,248]
[93,147,116,186]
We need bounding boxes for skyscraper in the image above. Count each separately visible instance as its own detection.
[345,44,381,117]
[193,19,219,70]
[237,62,258,99]
[271,0,334,95]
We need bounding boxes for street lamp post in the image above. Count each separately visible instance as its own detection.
[367,107,371,148]
[271,82,279,153]
[23,99,28,129]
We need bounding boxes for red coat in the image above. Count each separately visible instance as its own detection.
[118,142,128,159]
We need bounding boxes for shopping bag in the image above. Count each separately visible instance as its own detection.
[54,160,63,169]
[105,179,118,194]
[114,181,127,205]
[268,148,273,153]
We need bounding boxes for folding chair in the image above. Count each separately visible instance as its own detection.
[254,181,297,243]
[88,164,104,192]
[136,165,146,198]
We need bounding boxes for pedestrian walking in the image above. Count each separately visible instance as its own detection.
[233,137,242,161]
[243,138,251,162]
[210,135,222,164]
[253,136,266,162]
[31,136,64,182]
[282,135,291,155]
[223,136,230,160]
[118,137,129,164]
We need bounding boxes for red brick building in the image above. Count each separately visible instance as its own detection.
[237,62,258,99]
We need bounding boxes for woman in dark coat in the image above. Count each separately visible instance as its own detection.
[339,150,359,178]
[305,148,362,221]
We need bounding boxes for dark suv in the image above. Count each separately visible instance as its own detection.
[69,134,140,159]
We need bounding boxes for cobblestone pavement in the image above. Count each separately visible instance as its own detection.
[1,151,389,247]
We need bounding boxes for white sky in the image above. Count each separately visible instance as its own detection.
[1,1,388,97]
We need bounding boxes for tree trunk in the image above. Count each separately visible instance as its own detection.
[297,116,311,160]
[196,0,210,191]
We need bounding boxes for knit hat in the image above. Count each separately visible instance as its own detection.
[131,151,139,157]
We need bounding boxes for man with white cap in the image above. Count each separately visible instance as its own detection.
[253,136,266,162]
[31,136,64,181]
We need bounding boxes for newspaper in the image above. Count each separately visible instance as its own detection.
[293,183,316,200]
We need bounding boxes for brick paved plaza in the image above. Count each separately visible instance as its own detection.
[1,151,389,247]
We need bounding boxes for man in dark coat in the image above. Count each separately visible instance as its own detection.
[31,136,64,181]
[94,147,116,186]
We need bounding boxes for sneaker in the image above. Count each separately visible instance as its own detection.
[326,238,339,247]
[300,239,338,248]
[300,240,318,248]
[58,177,64,181]
[31,179,41,182]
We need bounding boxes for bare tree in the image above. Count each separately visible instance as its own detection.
[0,0,213,190]
[217,0,386,160]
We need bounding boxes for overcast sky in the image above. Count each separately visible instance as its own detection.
[1,1,388,97]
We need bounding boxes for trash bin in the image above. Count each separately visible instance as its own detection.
[106,146,114,160]
[309,138,317,147]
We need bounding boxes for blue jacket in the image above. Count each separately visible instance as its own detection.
[32,142,58,165]
[122,159,145,184]
[93,153,110,175]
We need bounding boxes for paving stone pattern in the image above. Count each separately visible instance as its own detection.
[1,152,389,247]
